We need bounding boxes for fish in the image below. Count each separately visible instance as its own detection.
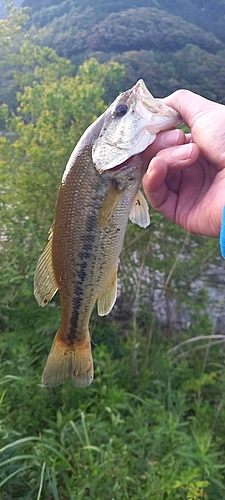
[34,79,181,388]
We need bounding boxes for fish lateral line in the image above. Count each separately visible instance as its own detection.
[34,78,181,388]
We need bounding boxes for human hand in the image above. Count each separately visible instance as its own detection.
[142,90,225,237]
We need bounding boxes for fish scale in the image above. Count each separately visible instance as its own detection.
[54,149,143,339]
[34,79,181,387]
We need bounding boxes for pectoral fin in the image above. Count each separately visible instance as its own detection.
[97,267,118,316]
[99,187,123,229]
[34,227,58,307]
[129,189,150,228]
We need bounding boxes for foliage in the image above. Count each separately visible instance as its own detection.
[20,3,225,105]
[0,51,124,320]
[2,0,225,112]
[36,6,222,61]
[1,5,225,499]
[84,8,221,55]
[0,5,29,114]
[112,46,225,103]
[1,320,225,499]
[21,0,225,46]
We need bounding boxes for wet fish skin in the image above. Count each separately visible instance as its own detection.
[34,80,181,388]
[44,151,144,387]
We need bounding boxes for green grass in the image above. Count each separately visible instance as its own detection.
[1,316,225,499]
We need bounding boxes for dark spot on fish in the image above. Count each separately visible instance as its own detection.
[111,178,119,190]
[77,261,87,281]
[68,211,96,344]
[78,244,92,259]
[117,228,120,231]
[44,298,47,304]
[135,199,141,206]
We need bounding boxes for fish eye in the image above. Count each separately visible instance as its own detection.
[113,103,128,117]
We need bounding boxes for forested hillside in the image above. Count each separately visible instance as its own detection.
[18,0,225,103]
[1,0,225,108]
[1,2,225,499]
[21,0,225,43]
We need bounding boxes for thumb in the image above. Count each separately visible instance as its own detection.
[163,89,216,129]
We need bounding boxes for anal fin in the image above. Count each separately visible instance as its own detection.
[97,267,118,316]
[129,189,150,228]
[34,227,58,307]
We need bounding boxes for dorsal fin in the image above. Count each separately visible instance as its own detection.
[129,189,150,228]
[34,227,58,307]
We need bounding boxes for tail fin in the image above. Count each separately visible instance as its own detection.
[42,331,93,388]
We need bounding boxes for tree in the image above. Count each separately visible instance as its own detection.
[0,5,30,114]
[0,48,124,325]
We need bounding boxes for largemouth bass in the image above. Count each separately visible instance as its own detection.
[34,79,180,388]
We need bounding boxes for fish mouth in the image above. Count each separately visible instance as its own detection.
[133,79,182,129]
[93,79,182,174]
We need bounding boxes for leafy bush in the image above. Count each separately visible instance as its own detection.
[1,16,225,500]
[1,320,225,499]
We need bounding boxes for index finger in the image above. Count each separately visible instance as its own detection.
[142,128,186,170]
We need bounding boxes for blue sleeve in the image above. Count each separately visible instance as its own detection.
[220,205,225,258]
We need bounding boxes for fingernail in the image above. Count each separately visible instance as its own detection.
[161,129,180,147]
[147,159,155,174]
